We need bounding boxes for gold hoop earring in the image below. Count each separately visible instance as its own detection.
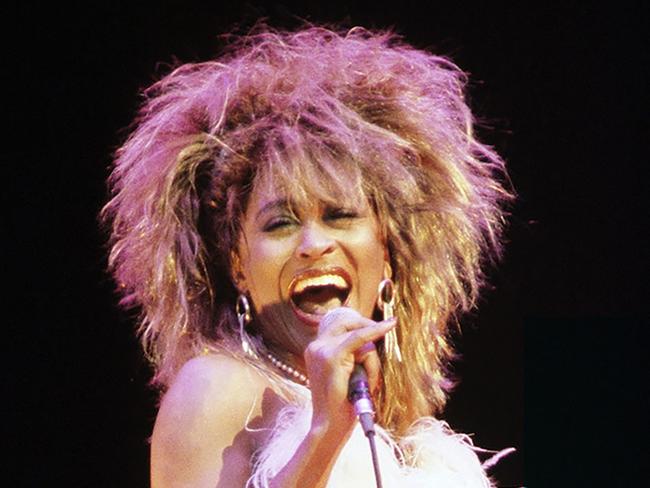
[236,294,257,358]
[377,278,402,362]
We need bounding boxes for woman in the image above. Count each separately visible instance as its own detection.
[104,26,512,487]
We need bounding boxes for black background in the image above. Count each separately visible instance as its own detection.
[8,1,647,486]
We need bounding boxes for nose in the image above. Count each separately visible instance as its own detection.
[296,222,336,260]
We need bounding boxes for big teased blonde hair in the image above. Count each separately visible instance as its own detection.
[103,26,511,435]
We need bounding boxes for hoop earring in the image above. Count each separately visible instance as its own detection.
[236,294,257,358]
[378,278,402,362]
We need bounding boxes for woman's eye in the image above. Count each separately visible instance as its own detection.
[325,208,358,221]
[263,217,296,232]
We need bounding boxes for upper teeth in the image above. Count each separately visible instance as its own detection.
[293,274,348,295]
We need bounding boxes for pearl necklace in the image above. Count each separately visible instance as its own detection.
[266,352,310,386]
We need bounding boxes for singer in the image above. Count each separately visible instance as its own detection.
[103,25,512,487]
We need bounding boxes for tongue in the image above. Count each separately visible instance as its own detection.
[295,287,344,315]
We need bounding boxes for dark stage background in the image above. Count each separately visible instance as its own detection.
[8,2,647,486]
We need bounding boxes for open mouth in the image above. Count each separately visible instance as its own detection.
[289,268,351,321]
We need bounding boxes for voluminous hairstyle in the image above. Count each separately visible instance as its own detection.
[103,25,511,435]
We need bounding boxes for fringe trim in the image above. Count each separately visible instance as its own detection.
[247,387,511,487]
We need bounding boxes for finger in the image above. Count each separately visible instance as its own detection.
[359,349,382,394]
[305,317,394,372]
[338,318,396,355]
[305,329,377,369]
[319,307,377,336]
[355,339,376,358]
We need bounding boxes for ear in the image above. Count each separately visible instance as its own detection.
[383,258,393,280]
[381,233,393,279]
[230,250,247,293]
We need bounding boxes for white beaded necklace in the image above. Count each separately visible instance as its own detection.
[266,352,310,386]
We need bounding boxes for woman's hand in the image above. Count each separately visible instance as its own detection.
[267,307,396,487]
[304,307,397,439]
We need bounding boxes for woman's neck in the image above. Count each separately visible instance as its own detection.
[265,344,309,386]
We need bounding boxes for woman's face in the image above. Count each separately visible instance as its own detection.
[235,179,388,360]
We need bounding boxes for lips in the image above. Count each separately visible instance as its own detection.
[288,267,351,325]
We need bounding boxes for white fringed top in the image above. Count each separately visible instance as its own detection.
[247,385,512,487]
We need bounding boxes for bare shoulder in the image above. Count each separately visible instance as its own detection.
[151,354,270,488]
[159,353,267,417]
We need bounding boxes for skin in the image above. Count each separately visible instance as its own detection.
[151,180,395,488]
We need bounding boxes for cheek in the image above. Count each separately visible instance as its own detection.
[355,233,388,316]
[243,239,292,300]
[358,226,387,268]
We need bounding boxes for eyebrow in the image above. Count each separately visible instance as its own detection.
[255,198,290,221]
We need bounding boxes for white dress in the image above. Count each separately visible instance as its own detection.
[247,385,512,487]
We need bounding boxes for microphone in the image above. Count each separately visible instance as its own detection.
[348,360,383,488]
[320,308,376,436]
[348,363,375,436]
